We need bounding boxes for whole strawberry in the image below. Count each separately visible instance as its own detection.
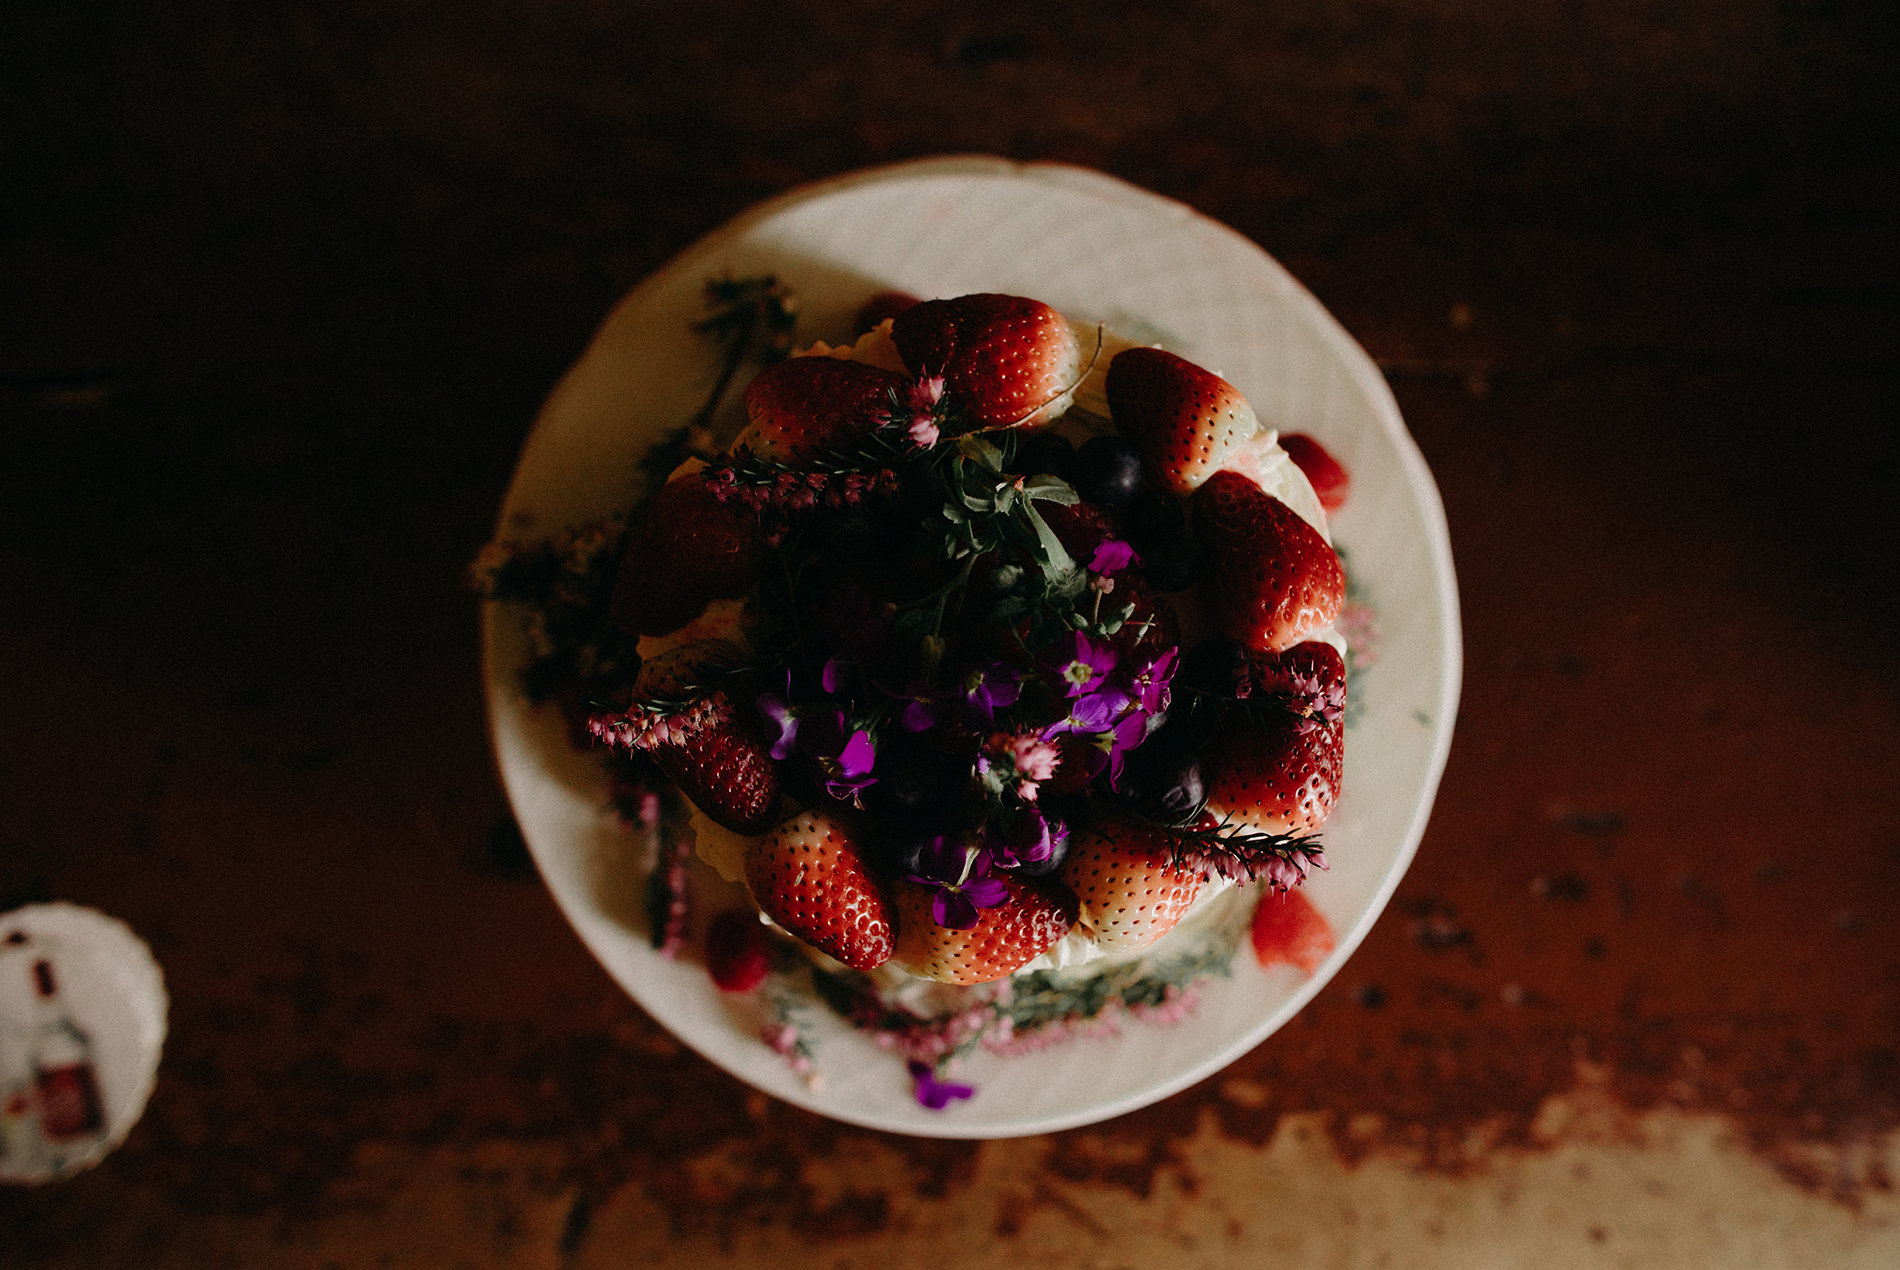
[746,810,894,971]
[740,355,909,462]
[1105,347,1261,494]
[1202,641,1345,837]
[893,876,1076,985]
[1059,811,1206,953]
[1193,469,1344,652]
[609,470,765,638]
[589,686,782,836]
[890,293,1083,429]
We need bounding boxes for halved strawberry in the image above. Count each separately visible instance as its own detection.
[893,876,1076,985]
[590,675,782,835]
[1202,642,1345,836]
[1059,810,1207,953]
[889,293,1083,430]
[1250,887,1334,973]
[1105,347,1260,495]
[1192,470,1344,652]
[610,470,764,638]
[740,355,908,462]
[1279,432,1350,514]
[746,810,894,971]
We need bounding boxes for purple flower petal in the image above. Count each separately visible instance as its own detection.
[961,876,1010,909]
[1088,538,1141,575]
[838,729,876,778]
[933,889,980,930]
[907,1060,975,1111]
[756,692,800,761]
[901,698,938,733]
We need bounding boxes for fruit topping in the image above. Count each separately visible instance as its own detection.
[746,810,895,971]
[1202,641,1345,837]
[1105,347,1261,494]
[608,470,765,638]
[890,293,1085,429]
[1279,432,1350,513]
[1193,470,1345,652]
[740,355,911,462]
[1060,810,1207,953]
[894,869,1076,985]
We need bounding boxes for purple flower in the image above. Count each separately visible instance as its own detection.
[959,664,1022,723]
[988,809,1069,871]
[903,838,1009,930]
[823,726,878,801]
[1088,538,1141,576]
[897,682,947,733]
[1126,646,1179,716]
[756,676,800,761]
[1049,632,1118,699]
[907,1060,974,1110]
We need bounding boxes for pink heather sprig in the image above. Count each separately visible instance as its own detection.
[657,834,693,960]
[588,694,729,752]
[1163,816,1327,890]
[702,454,900,514]
[895,374,948,447]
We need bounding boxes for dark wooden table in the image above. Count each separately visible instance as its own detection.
[4,3,1895,1264]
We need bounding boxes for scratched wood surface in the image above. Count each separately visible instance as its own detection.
[2,2,1896,1264]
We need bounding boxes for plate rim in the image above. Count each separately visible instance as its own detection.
[481,154,1463,1138]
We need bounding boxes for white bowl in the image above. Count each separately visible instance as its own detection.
[482,156,1461,1138]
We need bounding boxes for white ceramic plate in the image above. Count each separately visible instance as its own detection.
[483,156,1461,1138]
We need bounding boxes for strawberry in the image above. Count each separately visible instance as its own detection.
[591,683,782,836]
[1104,347,1260,495]
[610,470,764,638]
[740,355,908,462]
[705,907,772,991]
[1278,432,1350,514]
[1250,887,1334,973]
[745,810,894,971]
[1202,641,1345,836]
[893,875,1076,985]
[1192,469,1344,652]
[1059,811,1206,953]
[889,293,1083,429]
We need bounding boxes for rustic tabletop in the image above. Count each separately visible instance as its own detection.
[3,2,1896,1265]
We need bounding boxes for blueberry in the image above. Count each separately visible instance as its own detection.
[1124,489,1185,549]
[1139,531,1205,591]
[1072,436,1144,507]
[1011,826,1072,877]
[1114,743,1207,824]
[1179,636,1251,694]
[1009,430,1076,480]
[1164,694,1221,751]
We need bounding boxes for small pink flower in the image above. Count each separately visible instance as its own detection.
[1009,735,1060,783]
[908,414,941,448]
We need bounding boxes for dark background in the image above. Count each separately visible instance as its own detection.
[3,1,1897,1261]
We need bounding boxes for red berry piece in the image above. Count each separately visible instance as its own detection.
[1250,887,1334,973]
[706,907,772,991]
[1279,432,1350,514]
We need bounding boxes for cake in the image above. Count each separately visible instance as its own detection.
[479,283,1355,1097]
